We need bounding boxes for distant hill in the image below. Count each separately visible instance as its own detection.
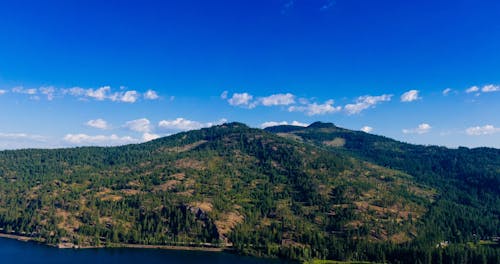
[0,122,498,263]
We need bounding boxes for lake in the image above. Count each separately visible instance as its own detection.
[0,238,291,264]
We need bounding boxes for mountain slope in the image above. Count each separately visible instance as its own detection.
[0,122,498,263]
[266,122,500,243]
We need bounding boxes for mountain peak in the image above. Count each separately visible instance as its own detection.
[218,122,249,128]
[307,121,336,129]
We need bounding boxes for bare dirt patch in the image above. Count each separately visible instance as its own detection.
[215,211,244,237]
[323,137,345,147]
[163,140,208,153]
[120,189,142,196]
[177,189,194,197]
[100,194,123,201]
[276,133,303,141]
[345,220,363,229]
[96,187,112,196]
[153,180,180,192]
[127,180,141,187]
[95,188,123,201]
[56,209,81,233]
[183,178,195,188]
[390,232,411,243]
[175,158,206,170]
[99,216,114,225]
[189,201,213,213]
[171,173,186,180]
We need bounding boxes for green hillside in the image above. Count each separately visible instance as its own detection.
[0,122,498,263]
[267,122,500,260]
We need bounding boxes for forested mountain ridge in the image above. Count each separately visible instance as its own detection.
[0,122,498,263]
[267,122,500,257]
[266,121,500,192]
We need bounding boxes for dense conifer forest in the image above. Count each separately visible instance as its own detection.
[0,122,498,263]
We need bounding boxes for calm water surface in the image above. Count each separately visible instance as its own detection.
[0,238,291,264]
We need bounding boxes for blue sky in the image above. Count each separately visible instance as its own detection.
[0,0,499,149]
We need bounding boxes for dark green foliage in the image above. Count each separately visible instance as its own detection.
[0,122,497,263]
[264,122,500,262]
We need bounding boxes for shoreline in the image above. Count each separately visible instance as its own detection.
[0,233,231,252]
[0,233,36,242]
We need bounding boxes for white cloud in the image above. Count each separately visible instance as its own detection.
[212,118,228,126]
[258,93,295,106]
[466,86,479,93]
[144,90,159,100]
[119,90,139,103]
[7,85,160,103]
[403,123,432,134]
[85,86,110,100]
[481,84,500,93]
[442,88,452,96]
[220,91,228,99]
[124,118,151,133]
[360,126,373,133]
[10,86,41,100]
[39,86,56,100]
[465,84,499,95]
[226,92,297,108]
[142,132,161,141]
[289,99,341,116]
[400,90,421,102]
[65,87,86,96]
[260,121,288,128]
[12,86,37,95]
[465,125,500,136]
[25,88,38,94]
[158,118,227,131]
[291,121,308,127]
[227,92,253,107]
[63,86,140,103]
[0,132,49,149]
[63,134,137,146]
[344,94,392,115]
[0,89,7,95]
[0,132,45,141]
[298,97,309,104]
[86,118,110,130]
[260,120,308,128]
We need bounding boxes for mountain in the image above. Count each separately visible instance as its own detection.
[0,122,498,263]
[266,122,500,256]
